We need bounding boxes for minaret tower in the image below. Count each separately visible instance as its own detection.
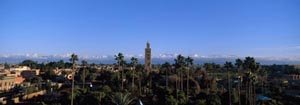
[145,41,152,73]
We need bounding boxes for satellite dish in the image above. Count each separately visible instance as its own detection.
[67,74,73,80]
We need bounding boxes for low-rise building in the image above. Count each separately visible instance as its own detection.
[15,76,25,84]
[287,74,300,80]
[0,76,15,91]
[10,66,30,71]
[53,68,72,76]
[8,66,40,82]
[0,65,4,70]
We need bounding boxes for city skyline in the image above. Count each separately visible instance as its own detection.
[1,0,300,58]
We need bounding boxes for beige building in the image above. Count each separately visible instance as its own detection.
[53,68,73,76]
[0,76,15,91]
[10,66,31,71]
[287,74,300,80]
[9,66,40,78]
[0,65,4,70]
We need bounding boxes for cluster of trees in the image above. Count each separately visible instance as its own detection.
[263,64,300,74]
[7,53,299,105]
[18,60,72,70]
[71,54,258,105]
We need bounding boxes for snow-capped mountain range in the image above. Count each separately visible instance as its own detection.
[1,53,300,65]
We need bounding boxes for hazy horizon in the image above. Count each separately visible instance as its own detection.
[1,52,300,65]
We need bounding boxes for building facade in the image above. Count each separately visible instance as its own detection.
[10,66,31,71]
[0,65,4,70]
[0,76,15,91]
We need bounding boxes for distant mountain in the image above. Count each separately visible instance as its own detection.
[1,53,300,65]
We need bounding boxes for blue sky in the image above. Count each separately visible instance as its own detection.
[0,0,299,57]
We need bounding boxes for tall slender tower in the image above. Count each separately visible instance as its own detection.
[145,41,152,73]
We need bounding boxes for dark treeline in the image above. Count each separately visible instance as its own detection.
[5,53,300,105]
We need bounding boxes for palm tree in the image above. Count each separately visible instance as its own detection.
[81,60,88,89]
[207,93,221,105]
[70,53,78,105]
[132,64,144,96]
[251,74,257,105]
[115,53,125,91]
[110,92,135,105]
[185,56,193,101]
[174,55,186,100]
[224,61,233,105]
[136,65,143,96]
[244,71,257,105]
[203,63,214,92]
[243,57,258,73]
[161,62,171,89]
[235,59,243,71]
[130,57,138,89]
[68,87,83,105]
[259,68,267,95]
[235,58,243,105]
[203,63,214,77]
[243,57,259,105]
[174,55,186,91]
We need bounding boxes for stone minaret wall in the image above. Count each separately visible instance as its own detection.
[145,42,152,73]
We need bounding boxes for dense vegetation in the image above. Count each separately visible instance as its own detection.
[8,53,300,105]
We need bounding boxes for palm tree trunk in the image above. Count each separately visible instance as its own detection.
[249,82,252,105]
[180,72,182,91]
[249,83,251,105]
[83,67,85,89]
[238,72,241,105]
[139,73,142,96]
[176,75,178,100]
[71,66,75,105]
[176,72,178,90]
[261,77,263,95]
[147,72,152,94]
[121,65,124,91]
[178,71,180,91]
[227,69,231,105]
[181,71,183,91]
[132,67,135,89]
[182,72,184,91]
[166,68,168,89]
[245,79,248,105]
[150,73,152,94]
[186,67,189,101]
[178,71,181,91]
[253,84,256,105]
